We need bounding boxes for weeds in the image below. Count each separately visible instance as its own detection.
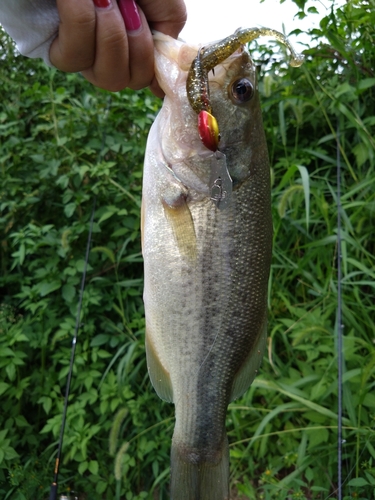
[0,0,374,498]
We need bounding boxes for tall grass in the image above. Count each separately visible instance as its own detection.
[227,4,375,496]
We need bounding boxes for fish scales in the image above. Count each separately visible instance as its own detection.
[142,32,272,499]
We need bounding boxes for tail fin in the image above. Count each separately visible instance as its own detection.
[170,435,230,500]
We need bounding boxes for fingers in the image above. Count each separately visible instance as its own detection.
[115,0,155,91]
[50,0,155,92]
[79,4,129,91]
[138,0,187,38]
[149,76,165,98]
[138,0,187,97]
[49,0,97,72]
[49,0,187,93]
[81,2,154,91]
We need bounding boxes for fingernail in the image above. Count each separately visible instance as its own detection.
[93,0,111,7]
[118,0,142,32]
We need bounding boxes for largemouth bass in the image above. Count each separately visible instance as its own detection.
[142,30,302,499]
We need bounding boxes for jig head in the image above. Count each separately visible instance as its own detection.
[187,27,304,152]
[198,110,220,152]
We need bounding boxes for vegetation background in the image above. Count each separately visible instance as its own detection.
[0,0,374,498]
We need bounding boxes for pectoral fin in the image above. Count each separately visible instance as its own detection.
[230,320,267,402]
[145,331,174,403]
[162,196,197,262]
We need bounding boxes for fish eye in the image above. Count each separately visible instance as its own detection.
[231,78,254,103]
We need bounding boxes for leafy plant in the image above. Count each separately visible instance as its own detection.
[0,0,374,498]
[0,28,171,498]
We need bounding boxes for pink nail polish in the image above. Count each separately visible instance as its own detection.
[118,0,142,32]
[93,0,111,8]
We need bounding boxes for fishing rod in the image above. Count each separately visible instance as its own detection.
[49,198,96,500]
[48,94,110,500]
[336,124,343,500]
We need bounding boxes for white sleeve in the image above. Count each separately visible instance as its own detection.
[0,0,60,66]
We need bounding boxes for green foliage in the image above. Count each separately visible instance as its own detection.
[0,27,171,499]
[0,0,374,498]
[228,0,375,498]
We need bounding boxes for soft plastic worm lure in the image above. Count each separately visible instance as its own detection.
[187,27,304,152]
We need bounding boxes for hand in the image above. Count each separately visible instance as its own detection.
[49,0,187,95]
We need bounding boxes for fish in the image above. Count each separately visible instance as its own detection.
[141,29,303,499]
